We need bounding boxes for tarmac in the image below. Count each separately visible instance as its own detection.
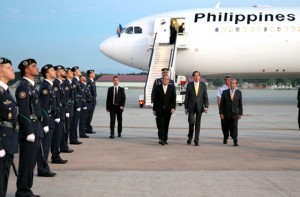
[6,88,300,197]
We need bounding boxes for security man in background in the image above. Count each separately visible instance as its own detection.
[37,64,57,177]
[69,66,82,144]
[16,58,43,197]
[79,75,91,138]
[51,65,68,163]
[0,58,18,197]
[86,69,97,134]
[60,67,74,152]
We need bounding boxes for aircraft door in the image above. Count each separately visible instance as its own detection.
[154,16,170,44]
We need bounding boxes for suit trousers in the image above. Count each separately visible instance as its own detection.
[79,107,90,136]
[298,108,300,130]
[16,139,41,197]
[37,129,53,174]
[51,121,64,161]
[157,112,171,141]
[188,111,202,142]
[221,119,231,140]
[224,118,239,142]
[109,105,123,136]
[86,101,96,132]
[61,115,72,150]
[0,154,13,197]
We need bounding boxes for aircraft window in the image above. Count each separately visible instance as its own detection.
[221,27,226,32]
[270,27,275,32]
[256,27,261,32]
[297,27,300,32]
[236,27,240,32]
[242,27,247,32]
[264,27,267,32]
[228,27,233,32]
[134,26,142,34]
[249,27,254,32]
[290,27,295,32]
[277,27,281,32]
[215,27,219,32]
[126,26,133,34]
[283,27,288,32]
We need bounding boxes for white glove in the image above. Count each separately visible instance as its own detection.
[83,107,87,110]
[26,134,35,142]
[0,149,6,158]
[43,126,49,133]
[76,108,81,112]
[55,118,61,123]
[66,113,70,118]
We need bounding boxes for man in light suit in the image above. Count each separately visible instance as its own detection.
[184,71,209,146]
[153,75,176,145]
[219,79,243,146]
[106,76,126,138]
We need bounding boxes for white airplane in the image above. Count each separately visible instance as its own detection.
[99,5,300,78]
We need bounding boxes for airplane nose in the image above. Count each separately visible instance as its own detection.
[99,37,111,57]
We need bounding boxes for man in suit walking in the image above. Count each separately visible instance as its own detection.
[153,75,176,145]
[184,71,209,146]
[298,87,300,130]
[219,79,243,146]
[106,76,126,138]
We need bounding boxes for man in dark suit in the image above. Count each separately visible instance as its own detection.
[153,75,176,145]
[79,75,91,138]
[184,71,209,146]
[106,76,126,138]
[219,79,243,146]
[298,87,300,130]
[86,69,97,134]
[0,58,19,197]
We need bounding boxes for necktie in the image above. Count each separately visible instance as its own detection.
[231,90,235,101]
[195,83,198,96]
[114,87,118,105]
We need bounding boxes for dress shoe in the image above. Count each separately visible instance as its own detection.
[86,131,96,134]
[234,142,238,146]
[38,171,56,177]
[80,135,89,138]
[70,141,82,145]
[118,134,122,137]
[61,149,74,153]
[109,135,114,138]
[30,194,41,197]
[187,138,192,145]
[195,142,199,146]
[52,159,68,164]
[223,139,227,144]
[164,141,168,145]
[158,140,165,145]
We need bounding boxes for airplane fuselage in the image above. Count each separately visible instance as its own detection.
[100,6,300,78]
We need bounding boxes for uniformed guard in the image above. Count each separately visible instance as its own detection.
[86,69,97,134]
[51,65,68,163]
[60,67,74,152]
[69,66,82,144]
[36,64,57,177]
[0,58,18,197]
[79,75,91,138]
[15,58,42,197]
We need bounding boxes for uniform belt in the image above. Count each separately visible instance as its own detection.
[30,115,42,121]
[0,121,14,129]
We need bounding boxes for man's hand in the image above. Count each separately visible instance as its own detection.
[82,107,87,110]
[204,108,208,113]
[185,109,188,115]
[43,126,49,133]
[171,109,175,114]
[26,134,35,142]
[0,149,6,158]
[55,118,61,123]
[220,114,224,120]
[153,111,156,116]
[76,108,81,112]
[66,113,70,118]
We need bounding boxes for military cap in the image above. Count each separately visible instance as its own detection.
[224,74,232,79]
[71,66,79,72]
[161,68,169,72]
[87,69,95,75]
[54,65,65,71]
[18,58,37,70]
[0,57,12,65]
[65,67,71,72]
[41,64,54,78]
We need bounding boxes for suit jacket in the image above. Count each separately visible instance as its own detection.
[151,77,175,102]
[184,81,209,113]
[298,87,300,108]
[219,89,243,119]
[106,86,126,111]
[153,84,176,116]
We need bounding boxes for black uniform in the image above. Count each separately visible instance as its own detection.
[16,78,43,197]
[61,78,74,151]
[69,77,82,144]
[51,78,67,163]
[86,77,97,133]
[79,81,91,137]
[37,79,56,174]
[0,85,18,197]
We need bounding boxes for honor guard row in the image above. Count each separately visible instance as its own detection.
[0,57,98,197]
